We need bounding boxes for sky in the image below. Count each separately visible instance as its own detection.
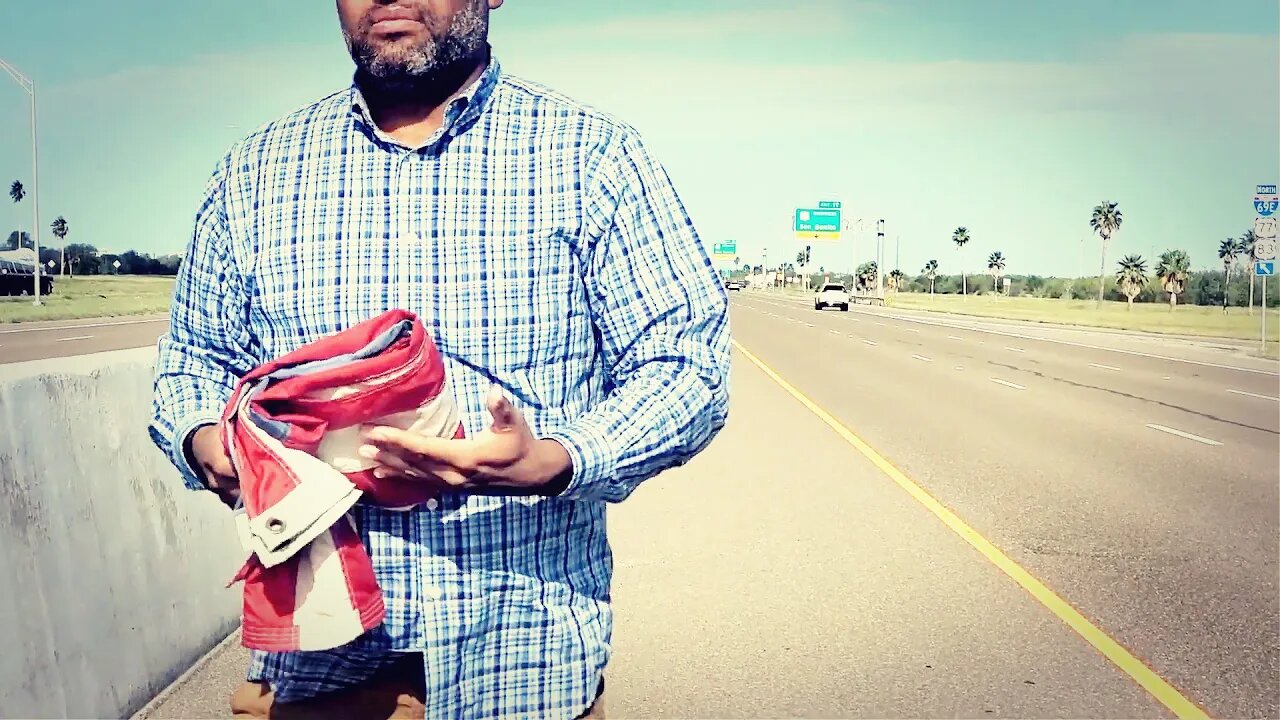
[0,0,1277,278]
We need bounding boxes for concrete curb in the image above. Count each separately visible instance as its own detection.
[130,628,242,720]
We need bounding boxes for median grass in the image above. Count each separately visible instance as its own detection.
[884,292,1279,343]
[0,276,175,324]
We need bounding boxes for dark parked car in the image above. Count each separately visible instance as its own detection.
[0,271,53,296]
[724,279,745,291]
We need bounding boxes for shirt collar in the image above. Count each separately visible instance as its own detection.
[349,52,502,150]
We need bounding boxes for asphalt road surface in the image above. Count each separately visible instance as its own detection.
[727,292,1278,719]
[0,316,167,364]
[137,291,1278,719]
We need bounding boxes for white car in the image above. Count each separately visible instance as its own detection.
[814,283,850,311]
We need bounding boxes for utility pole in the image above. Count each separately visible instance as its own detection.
[0,57,42,305]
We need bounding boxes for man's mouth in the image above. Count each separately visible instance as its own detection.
[368,5,425,34]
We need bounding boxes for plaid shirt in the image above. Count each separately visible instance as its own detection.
[148,56,731,717]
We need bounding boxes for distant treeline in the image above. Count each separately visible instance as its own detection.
[892,272,1278,308]
[5,233,181,276]
[733,266,1279,308]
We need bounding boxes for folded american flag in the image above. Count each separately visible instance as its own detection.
[220,309,463,652]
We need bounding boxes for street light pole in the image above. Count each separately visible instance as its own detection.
[876,219,885,300]
[1,57,42,305]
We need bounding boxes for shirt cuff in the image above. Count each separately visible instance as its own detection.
[541,422,616,503]
[171,411,224,491]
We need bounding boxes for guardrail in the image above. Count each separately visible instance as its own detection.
[0,349,243,719]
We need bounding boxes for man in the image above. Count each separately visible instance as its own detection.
[148,0,730,718]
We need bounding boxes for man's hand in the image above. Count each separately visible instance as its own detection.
[188,424,240,507]
[358,385,572,497]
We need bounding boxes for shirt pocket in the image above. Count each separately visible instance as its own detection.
[250,232,411,354]
[431,223,589,405]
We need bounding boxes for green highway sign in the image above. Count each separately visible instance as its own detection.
[712,240,737,259]
[794,207,842,241]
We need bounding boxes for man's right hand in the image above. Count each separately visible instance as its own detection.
[188,424,240,507]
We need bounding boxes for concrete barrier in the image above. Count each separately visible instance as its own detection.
[0,349,243,719]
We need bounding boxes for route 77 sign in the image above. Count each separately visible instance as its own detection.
[1254,216,1278,240]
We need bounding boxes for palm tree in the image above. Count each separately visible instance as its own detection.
[923,259,939,296]
[1218,237,1242,313]
[888,269,906,292]
[9,180,25,252]
[856,261,878,293]
[952,227,970,296]
[1115,254,1147,310]
[51,216,69,276]
[1089,201,1123,304]
[987,251,1006,294]
[1155,249,1191,311]
[1240,229,1258,315]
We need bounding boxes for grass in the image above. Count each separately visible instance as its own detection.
[0,275,175,324]
[884,292,1280,343]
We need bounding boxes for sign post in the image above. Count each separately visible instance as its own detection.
[1254,184,1277,353]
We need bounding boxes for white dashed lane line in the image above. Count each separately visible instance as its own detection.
[1006,346,1026,353]
[947,335,964,341]
[1089,363,1122,372]
[1226,388,1279,402]
[911,354,933,362]
[1145,424,1223,446]
[55,335,93,342]
[863,340,878,347]
[990,378,1027,390]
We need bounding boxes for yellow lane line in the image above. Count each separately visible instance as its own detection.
[733,339,1210,720]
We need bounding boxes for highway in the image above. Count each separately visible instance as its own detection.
[728,291,1278,719]
[0,316,167,364]
[129,291,1279,718]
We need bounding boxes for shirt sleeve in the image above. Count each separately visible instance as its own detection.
[148,155,257,490]
[543,131,731,504]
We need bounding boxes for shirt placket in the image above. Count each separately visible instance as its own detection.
[391,151,414,312]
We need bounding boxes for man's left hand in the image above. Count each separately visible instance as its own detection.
[358,385,572,497]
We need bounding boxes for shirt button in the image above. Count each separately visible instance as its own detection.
[425,498,440,511]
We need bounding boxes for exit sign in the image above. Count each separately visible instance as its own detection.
[818,201,842,209]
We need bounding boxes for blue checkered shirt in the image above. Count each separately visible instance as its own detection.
[148,57,730,718]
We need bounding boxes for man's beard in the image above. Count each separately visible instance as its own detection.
[345,3,487,96]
